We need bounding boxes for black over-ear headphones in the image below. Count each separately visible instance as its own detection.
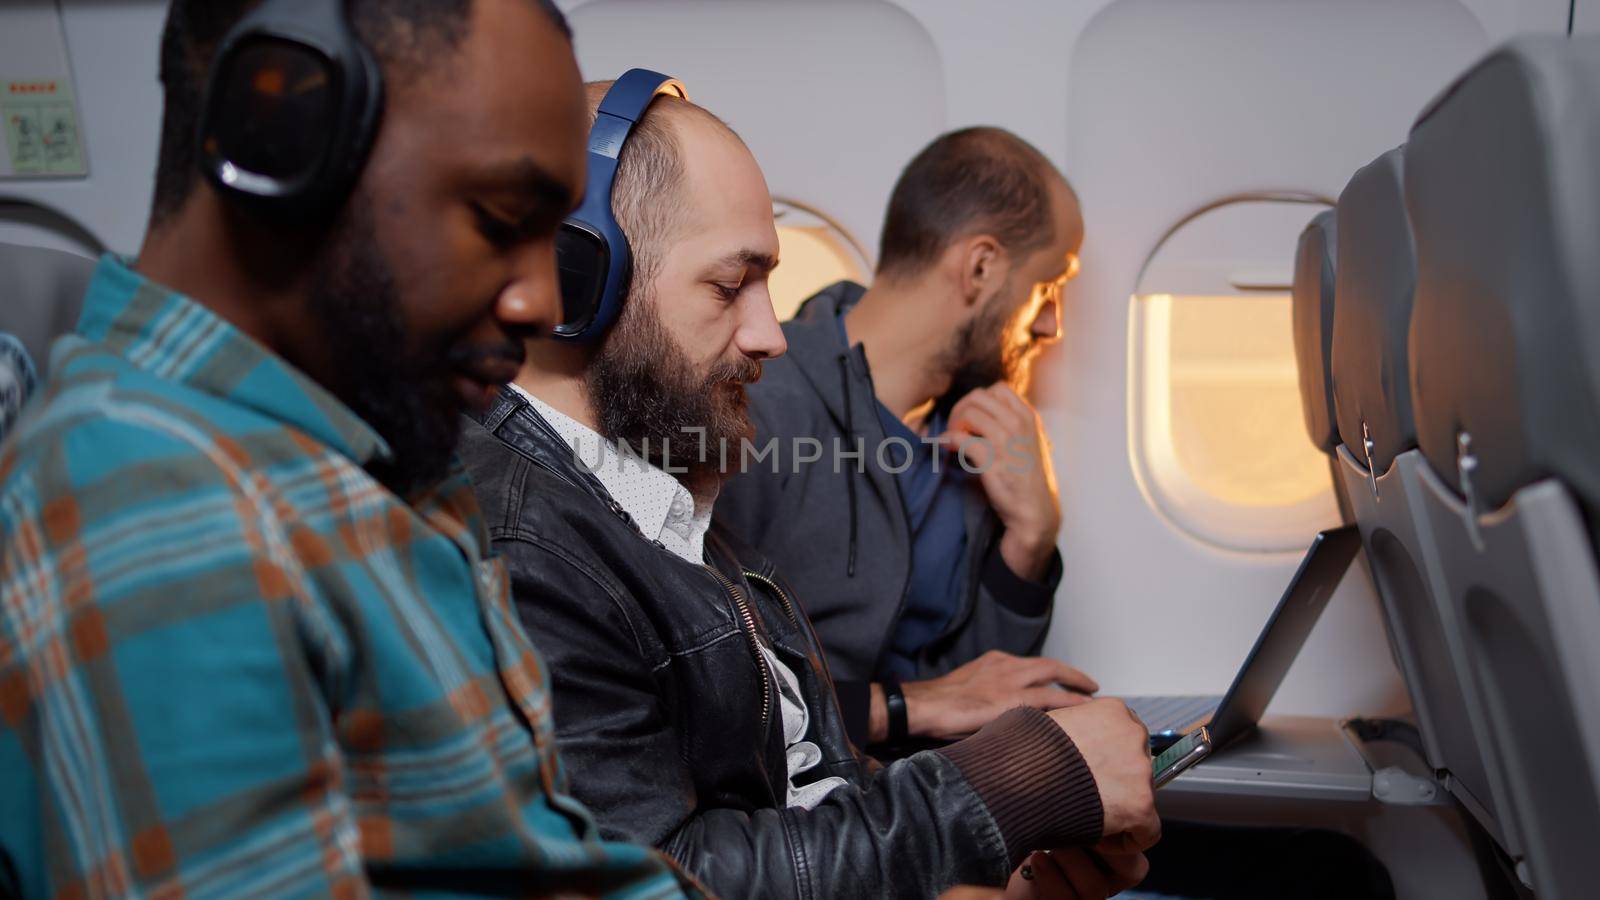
[196,0,384,218]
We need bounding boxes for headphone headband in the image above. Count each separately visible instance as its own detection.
[553,69,686,341]
[598,70,687,126]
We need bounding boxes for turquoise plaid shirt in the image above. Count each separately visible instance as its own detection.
[0,257,699,899]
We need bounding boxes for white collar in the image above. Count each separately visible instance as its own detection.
[510,383,714,565]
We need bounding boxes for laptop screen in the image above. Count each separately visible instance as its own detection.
[1206,525,1362,748]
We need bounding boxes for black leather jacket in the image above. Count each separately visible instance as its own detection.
[460,388,1102,899]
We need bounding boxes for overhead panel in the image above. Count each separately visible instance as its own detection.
[2,0,87,179]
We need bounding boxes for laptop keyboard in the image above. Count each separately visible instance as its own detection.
[1122,695,1224,736]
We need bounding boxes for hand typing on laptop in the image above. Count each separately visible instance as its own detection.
[882,650,1100,742]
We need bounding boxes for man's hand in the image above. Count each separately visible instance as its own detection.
[870,650,1098,742]
[1003,845,1151,899]
[1046,699,1159,852]
[941,384,1061,581]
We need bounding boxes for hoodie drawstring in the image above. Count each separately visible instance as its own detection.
[838,354,859,578]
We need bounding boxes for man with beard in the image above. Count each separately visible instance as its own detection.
[0,2,700,897]
[460,82,1159,899]
[717,128,1091,752]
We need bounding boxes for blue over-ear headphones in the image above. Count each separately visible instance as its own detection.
[196,0,384,218]
[554,69,687,341]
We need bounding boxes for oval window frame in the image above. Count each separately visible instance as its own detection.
[1127,190,1341,555]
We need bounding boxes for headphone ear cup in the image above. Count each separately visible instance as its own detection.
[203,38,340,184]
[195,0,383,218]
[555,223,610,335]
[551,69,680,342]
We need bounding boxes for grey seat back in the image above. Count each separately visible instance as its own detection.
[1411,465,1600,898]
[0,241,96,378]
[1406,35,1600,899]
[1336,448,1518,849]
[1328,148,1516,853]
[1407,37,1600,524]
[1291,209,1338,454]
[1331,148,1416,478]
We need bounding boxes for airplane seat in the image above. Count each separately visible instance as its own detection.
[0,241,95,441]
[1330,148,1415,478]
[1289,209,1354,522]
[0,240,95,379]
[1328,147,1518,855]
[1407,36,1600,543]
[1405,35,1600,899]
[1291,209,1338,455]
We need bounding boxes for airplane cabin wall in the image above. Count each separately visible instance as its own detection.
[1058,0,1479,714]
[0,0,1587,715]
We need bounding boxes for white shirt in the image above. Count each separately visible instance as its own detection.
[513,385,845,810]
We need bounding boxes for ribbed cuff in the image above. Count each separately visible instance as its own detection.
[982,541,1063,617]
[934,707,1103,865]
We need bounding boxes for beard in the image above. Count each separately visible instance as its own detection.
[585,288,762,499]
[943,290,1039,400]
[304,196,464,498]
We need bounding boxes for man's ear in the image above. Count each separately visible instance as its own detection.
[956,234,1009,309]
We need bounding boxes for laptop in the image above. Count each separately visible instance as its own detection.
[1124,525,1361,754]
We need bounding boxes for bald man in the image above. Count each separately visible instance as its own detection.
[461,86,1158,898]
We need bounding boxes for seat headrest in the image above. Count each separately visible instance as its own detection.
[1291,209,1339,452]
[0,241,95,378]
[1331,147,1416,475]
[1406,36,1600,514]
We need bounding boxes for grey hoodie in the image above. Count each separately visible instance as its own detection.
[717,281,1062,745]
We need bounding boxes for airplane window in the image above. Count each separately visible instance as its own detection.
[1129,196,1341,553]
[769,198,872,322]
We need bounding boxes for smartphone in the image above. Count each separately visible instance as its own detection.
[1152,725,1211,788]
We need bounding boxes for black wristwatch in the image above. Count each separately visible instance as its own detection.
[881,678,909,744]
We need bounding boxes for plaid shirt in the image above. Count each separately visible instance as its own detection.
[0,257,700,899]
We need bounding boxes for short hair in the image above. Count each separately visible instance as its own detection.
[149,0,569,228]
[877,127,1066,280]
[584,80,739,301]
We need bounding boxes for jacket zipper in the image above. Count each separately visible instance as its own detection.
[704,564,773,733]
[743,570,801,628]
[511,405,780,734]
